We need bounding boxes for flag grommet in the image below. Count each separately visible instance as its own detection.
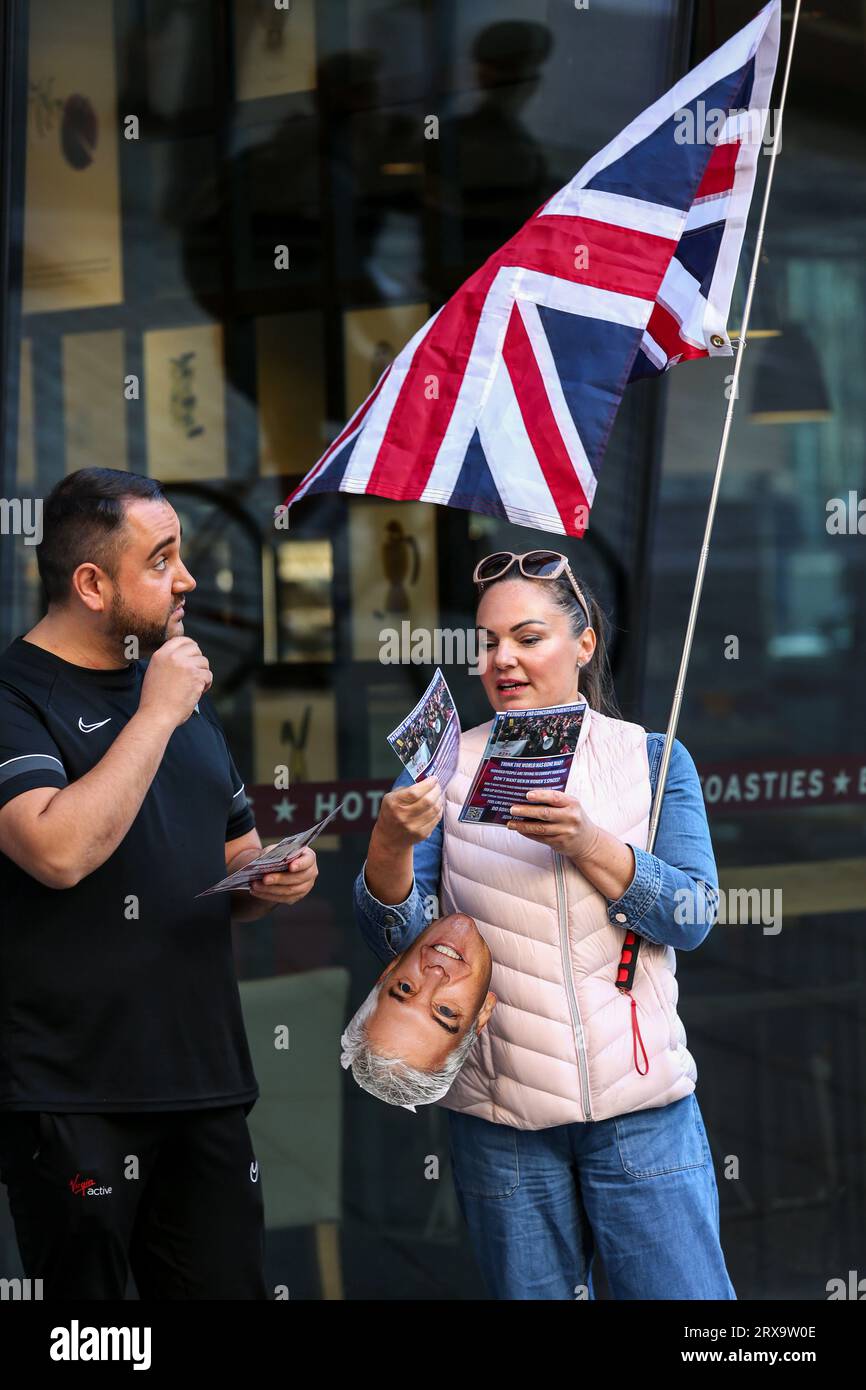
[710,334,726,348]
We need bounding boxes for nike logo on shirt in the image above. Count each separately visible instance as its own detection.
[78,717,112,733]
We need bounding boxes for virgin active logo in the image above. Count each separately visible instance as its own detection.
[69,1173,113,1197]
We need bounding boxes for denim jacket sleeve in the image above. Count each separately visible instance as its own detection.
[352,767,444,964]
[605,733,720,952]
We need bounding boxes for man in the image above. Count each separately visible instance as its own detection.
[0,467,318,1299]
[340,913,496,1110]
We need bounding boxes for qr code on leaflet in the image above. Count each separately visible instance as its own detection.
[465,806,483,821]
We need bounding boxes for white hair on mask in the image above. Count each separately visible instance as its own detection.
[340,974,479,1111]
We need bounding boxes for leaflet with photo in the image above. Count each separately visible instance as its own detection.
[458,702,587,826]
[387,666,460,788]
[196,800,347,896]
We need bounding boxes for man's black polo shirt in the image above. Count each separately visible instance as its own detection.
[0,635,259,1113]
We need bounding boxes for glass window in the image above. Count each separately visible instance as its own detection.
[647,0,866,1298]
[5,0,856,1304]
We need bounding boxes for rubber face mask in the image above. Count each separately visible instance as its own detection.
[339,914,496,1110]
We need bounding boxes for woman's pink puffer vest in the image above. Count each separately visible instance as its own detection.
[436,699,698,1130]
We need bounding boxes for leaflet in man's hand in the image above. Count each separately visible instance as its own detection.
[458,701,587,826]
[387,666,460,788]
[196,801,347,896]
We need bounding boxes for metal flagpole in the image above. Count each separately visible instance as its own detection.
[646,0,803,855]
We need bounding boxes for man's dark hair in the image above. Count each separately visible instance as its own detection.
[37,468,168,606]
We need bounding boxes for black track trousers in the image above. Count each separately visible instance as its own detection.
[0,1104,267,1299]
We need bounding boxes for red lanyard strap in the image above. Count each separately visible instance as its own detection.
[616,931,649,1075]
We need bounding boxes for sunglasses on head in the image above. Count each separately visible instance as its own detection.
[472,550,590,625]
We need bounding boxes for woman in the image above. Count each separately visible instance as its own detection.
[353,549,734,1301]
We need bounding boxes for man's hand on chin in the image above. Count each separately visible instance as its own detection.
[230,846,319,921]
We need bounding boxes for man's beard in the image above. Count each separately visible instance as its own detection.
[106,590,173,658]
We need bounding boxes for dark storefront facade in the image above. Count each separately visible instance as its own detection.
[0,0,864,1299]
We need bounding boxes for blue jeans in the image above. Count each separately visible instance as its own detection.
[447,1092,736,1300]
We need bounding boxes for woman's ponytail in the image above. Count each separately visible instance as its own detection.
[537,573,623,719]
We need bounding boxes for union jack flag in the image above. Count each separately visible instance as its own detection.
[286,2,781,538]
